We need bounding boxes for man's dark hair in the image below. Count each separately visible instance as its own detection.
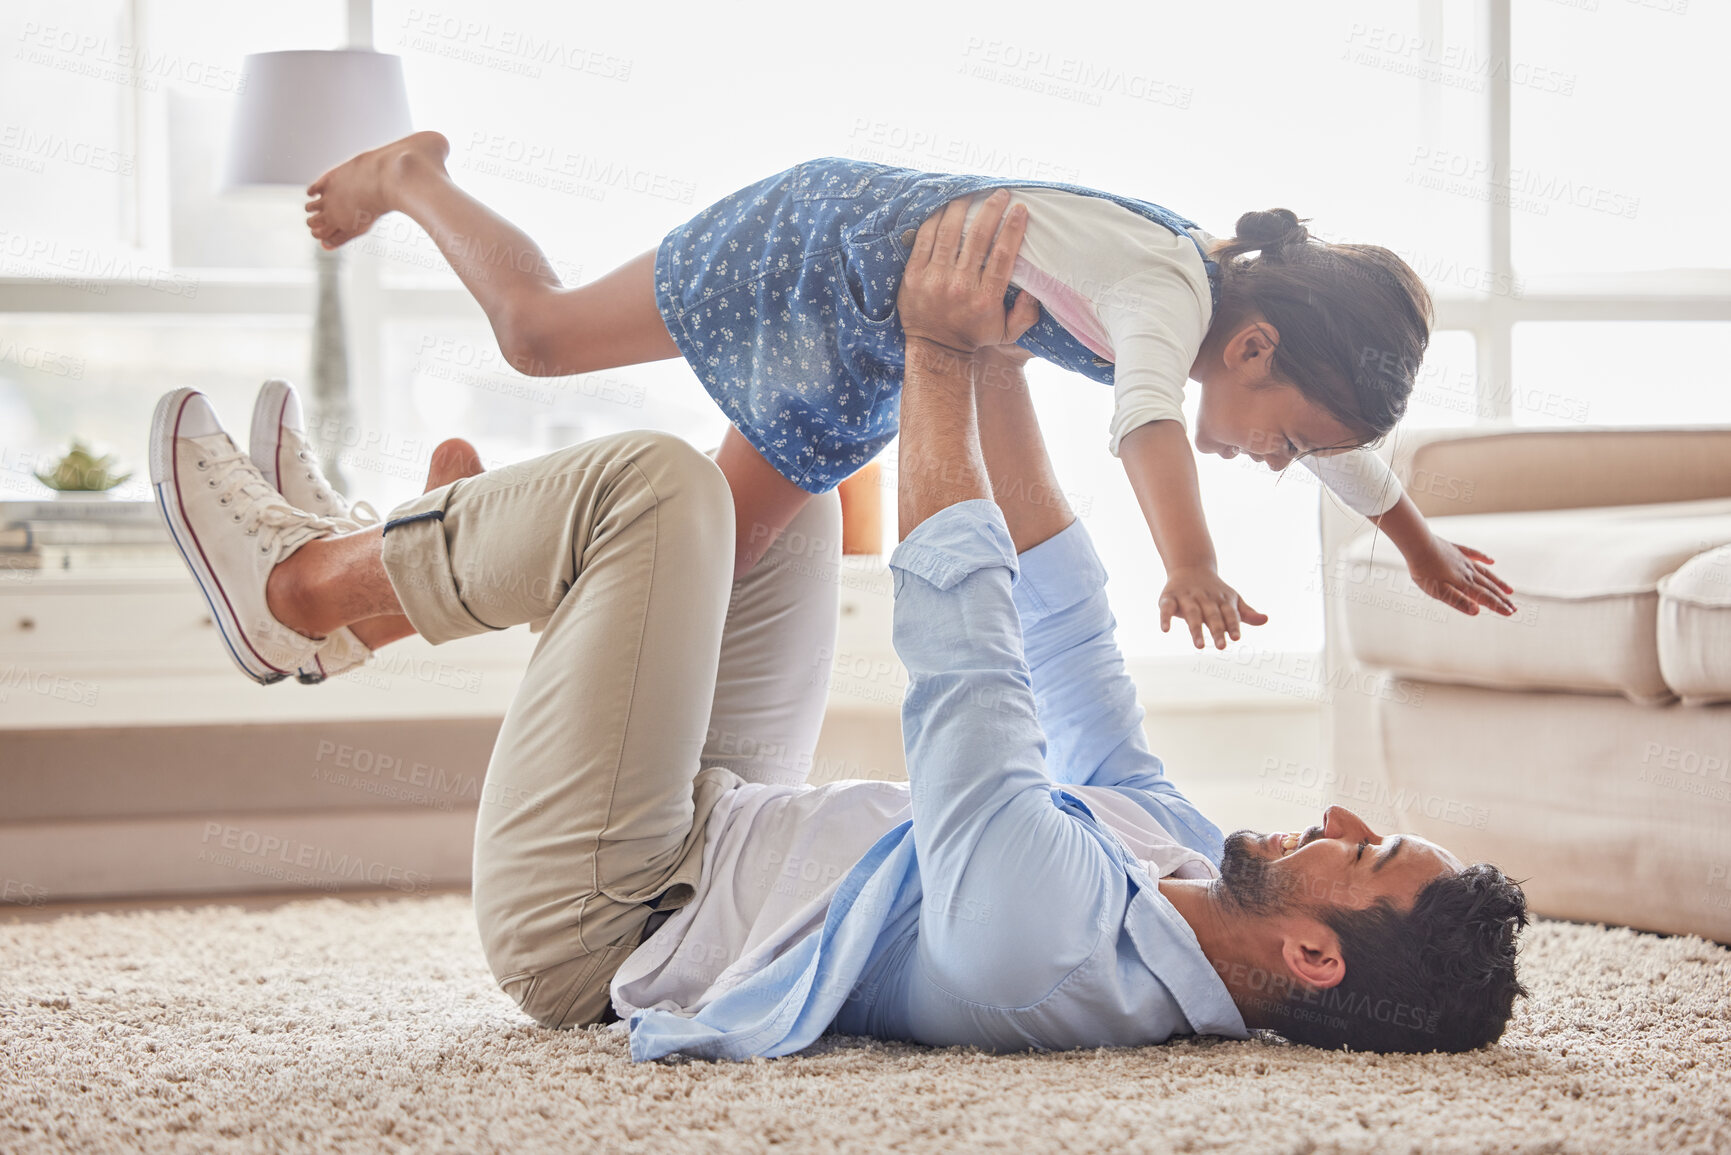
[1267,863,1529,1053]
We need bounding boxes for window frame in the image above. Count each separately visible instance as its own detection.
[5,0,1726,412]
[2,0,1728,681]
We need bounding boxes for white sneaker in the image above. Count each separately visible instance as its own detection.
[250,378,376,683]
[150,388,334,685]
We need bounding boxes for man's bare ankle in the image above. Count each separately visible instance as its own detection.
[265,547,326,639]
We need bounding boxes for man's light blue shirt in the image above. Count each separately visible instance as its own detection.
[626,501,1248,1061]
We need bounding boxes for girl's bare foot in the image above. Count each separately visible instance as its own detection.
[304,130,451,250]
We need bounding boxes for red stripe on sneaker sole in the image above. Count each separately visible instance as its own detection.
[274,387,290,497]
[271,385,321,680]
[169,393,289,680]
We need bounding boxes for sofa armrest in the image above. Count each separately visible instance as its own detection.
[1386,425,1731,518]
[1319,423,1731,792]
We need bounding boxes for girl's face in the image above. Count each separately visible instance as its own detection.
[1191,321,1363,472]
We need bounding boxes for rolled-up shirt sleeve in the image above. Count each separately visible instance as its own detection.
[889,501,1051,867]
[1301,447,1405,518]
[890,501,1125,1008]
[1011,518,1224,860]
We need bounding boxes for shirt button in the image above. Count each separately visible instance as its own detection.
[900,228,917,246]
[1092,356,1112,368]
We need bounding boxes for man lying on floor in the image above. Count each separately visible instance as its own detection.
[150,200,1527,1061]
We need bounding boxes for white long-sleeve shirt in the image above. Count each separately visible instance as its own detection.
[609,776,1216,1020]
[960,188,1404,518]
[615,509,1248,1063]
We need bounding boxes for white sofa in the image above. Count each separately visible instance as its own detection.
[1322,426,1731,942]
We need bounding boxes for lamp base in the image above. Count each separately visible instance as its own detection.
[309,243,353,497]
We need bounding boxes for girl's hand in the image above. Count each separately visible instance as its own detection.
[898,189,1042,355]
[1407,538,1517,616]
[1159,566,1270,649]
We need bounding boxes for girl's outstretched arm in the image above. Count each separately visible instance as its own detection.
[1368,495,1517,617]
[1119,421,1267,650]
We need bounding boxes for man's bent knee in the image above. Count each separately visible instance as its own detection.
[493,948,630,1029]
[627,430,731,505]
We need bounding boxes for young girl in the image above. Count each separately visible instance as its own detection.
[305,136,1514,648]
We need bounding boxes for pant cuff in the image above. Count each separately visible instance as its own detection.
[380,484,495,645]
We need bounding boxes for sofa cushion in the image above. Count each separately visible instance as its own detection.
[1336,497,1731,701]
[1370,676,1731,941]
[1659,545,1731,704]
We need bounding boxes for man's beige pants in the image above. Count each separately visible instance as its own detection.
[380,431,841,1028]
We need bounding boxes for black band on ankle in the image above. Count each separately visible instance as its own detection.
[382,509,445,536]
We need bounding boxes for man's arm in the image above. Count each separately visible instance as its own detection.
[894,187,1037,537]
[970,345,1074,553]
[897,338,991,534]
[971,348,1225,858]
[889,193,1145,1011]
[892,190,1049,864]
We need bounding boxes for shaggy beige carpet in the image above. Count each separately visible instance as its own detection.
[3,895,1728,1154]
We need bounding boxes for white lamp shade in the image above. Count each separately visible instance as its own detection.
[224,50,413,189]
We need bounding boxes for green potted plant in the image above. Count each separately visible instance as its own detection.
[34,441,133,497]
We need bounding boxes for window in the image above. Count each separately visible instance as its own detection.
[2,0,1726,665]
[1513,322,1731,427]
[1019,359,1330,654]
[1401,331,1481,430]
[1510,1,1730,278]
[2,0,142,258]
[0,314,311,499]
[364,320,726,511]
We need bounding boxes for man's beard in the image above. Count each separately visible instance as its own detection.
[1217,830,1309,916]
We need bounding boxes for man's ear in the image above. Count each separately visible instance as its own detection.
[1281,920,1346,991]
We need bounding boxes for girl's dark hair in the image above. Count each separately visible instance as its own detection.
[1209,209,1433,446]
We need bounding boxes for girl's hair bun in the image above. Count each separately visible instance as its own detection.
[1233,208,1310,253]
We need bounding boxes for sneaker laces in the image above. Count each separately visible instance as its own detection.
[293,445,380,527]
[322,499,380,535]
[201,448,337,555]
